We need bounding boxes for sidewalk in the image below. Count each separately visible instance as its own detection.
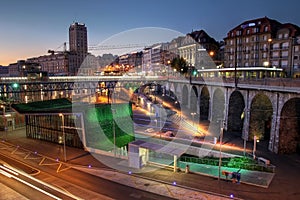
[2,127,300,200]
[0,128,235,200]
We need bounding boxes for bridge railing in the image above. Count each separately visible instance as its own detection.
[190,77,300,88]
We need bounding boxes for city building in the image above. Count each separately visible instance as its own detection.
[6,22,89,76]
[151,43,170,75]
[141,43,170,75]
[178,30,220,70]
[69,22,88,75]
[27,51,69,76]
[0,65,9,77]
[224,16,300,77]
[142,47,152,74]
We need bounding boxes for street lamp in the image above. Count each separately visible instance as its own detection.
[59,113,67,162]
[111,109,116,157]
[191,112,196,126]
[218,120,224,181]
[253,135,259,159]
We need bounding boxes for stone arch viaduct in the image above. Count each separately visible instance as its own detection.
[1,76,299,154]
[166,77,300,154]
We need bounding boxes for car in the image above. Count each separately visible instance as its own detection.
[145,128,155,133]
[165,131,175,137]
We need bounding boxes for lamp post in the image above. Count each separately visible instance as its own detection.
[111,109,116,157]
[59,113,67,162]
[253,135,258,159]
[191,112,196,126]
[218,120,224,181]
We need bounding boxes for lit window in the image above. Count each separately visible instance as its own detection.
[264,26,269,32]
[284,33,289,39]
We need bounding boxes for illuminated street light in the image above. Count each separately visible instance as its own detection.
[191,112,196,126]
[253,135,259,159]
[112,109,116,157]
[218,120,224,181]
[59,113,67,162]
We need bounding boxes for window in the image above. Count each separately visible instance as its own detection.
[262,35,268,41]
[281,60,288,67]
[246,29,250,34]
[284,33,289,39]
[263,53,267,59]
[278,34,283,39]
[264,26,269,32]
[295,46,299,52]
[263,44,267,50]
[272,60,278,66]
[281,51,288,57]
[273,43,280,50]
[282,42,289,49]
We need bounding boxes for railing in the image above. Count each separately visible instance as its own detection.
[180,155,276,173]
[190,77,300,90]
[1,75,299,93]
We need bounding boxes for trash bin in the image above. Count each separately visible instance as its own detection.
[231,172,237,183]
[236,172,241,183]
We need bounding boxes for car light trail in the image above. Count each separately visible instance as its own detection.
[0,165,62,200]
[0,163,83,200]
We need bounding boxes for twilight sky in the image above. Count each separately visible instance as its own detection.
[1,0,300,65]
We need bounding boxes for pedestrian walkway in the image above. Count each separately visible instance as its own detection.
[1,128,236,200]
[2,126,300,200]
[73,165,234,200]
[177,162,274,188]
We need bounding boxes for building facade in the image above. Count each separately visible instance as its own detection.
[178,30,220,69]
[27,52,69,76]
[6,22,89,77]
[69,22,88,75]
[224,16,300,77]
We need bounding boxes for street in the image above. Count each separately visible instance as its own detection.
[0,142,175,200]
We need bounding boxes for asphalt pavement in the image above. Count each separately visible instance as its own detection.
[1,126,300,200]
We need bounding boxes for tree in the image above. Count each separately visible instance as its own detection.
[170,57,189,75]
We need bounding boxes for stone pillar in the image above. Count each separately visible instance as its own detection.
[223,88,229,130]
[269,93,282,154]
[208,86,213,122]
[242,90,251,140]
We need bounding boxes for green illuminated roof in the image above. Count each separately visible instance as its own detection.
[11,98,73,114]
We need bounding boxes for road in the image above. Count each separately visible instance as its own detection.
[0,148,175,200]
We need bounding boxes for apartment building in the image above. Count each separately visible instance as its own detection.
[178,30,220,69]
[224,16,300,77]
